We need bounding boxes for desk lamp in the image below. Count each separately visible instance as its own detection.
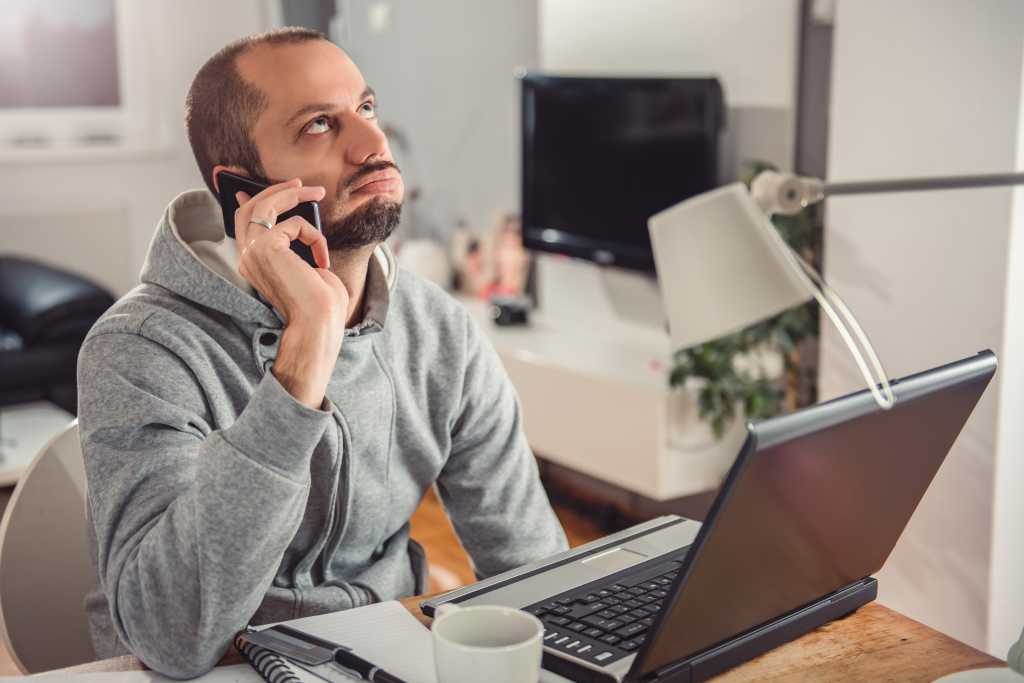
[648,170,1024,410]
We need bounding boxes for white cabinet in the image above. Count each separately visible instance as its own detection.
[462,297,744,501]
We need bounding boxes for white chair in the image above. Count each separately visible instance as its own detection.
[0,420,96,673]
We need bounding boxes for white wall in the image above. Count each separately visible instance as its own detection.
[540,0,797,107]
[0,1,274,296]
[992,45,1024,660]
[823,0,1024,654]
[539,0,800,180]
[338,0,539,244]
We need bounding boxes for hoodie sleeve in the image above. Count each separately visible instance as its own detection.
[1010,625,1024,673]
[435,314,569,579]
[78,329,331,679]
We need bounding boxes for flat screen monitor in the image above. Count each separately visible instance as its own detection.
[521,74,724,272]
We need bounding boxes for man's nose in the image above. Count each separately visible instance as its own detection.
[343,115,391,166]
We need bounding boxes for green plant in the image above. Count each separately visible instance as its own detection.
[668,161,823,437]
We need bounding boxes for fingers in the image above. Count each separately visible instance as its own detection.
[233,178,326,246]
[274,215,330,269]
[256,185,326,220]
[233,177,300,245]
[239,183,325,225]
[234,191,254,248]
[250,177,302,204]
[240,214,328,270]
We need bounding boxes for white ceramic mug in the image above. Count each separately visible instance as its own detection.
[432,603,544,683]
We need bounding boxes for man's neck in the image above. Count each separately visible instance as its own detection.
[329,244,377,328]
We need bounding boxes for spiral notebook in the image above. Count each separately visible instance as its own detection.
[235,635,309,683]
[239,601,436,683]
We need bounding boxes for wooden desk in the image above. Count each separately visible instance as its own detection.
[50,597,1004,681]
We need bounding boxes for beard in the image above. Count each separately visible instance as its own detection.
[322,195,402,251]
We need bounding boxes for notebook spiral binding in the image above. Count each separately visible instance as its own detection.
[235,633,304,683]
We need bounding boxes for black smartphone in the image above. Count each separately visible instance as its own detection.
[216,170,322,268]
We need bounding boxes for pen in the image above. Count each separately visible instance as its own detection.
[333,647,406,683]
[267,624,408,683]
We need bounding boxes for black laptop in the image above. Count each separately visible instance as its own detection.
[422,350,997,682]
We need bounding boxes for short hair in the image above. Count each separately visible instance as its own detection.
[184,27,327,195]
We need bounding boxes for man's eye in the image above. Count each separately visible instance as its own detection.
[304,116,331,135]
[358,101,376,119]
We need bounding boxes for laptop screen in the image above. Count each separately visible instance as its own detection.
[633,351,996,677]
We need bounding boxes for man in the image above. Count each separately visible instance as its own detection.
[77,27,567,678]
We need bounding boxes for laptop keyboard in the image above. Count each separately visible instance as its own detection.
[523,555,685,668]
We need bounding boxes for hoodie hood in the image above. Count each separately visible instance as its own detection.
[139,189,398,332]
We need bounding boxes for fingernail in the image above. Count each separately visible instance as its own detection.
[235,191,244,201]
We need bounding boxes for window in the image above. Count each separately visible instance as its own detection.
[0,0,128,150]
[0,0,120,109]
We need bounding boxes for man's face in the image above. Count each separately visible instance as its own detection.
[237,40,404,250]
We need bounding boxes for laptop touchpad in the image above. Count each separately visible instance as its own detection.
[583,547,648,573]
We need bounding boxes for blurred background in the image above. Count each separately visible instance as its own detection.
[1,0,1023,665]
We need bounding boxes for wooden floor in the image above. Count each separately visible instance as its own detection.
[411,487,605,592]
[0,487,602,676]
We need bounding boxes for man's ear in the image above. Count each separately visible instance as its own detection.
[211,164,248,195]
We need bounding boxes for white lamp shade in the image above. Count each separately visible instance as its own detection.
[648,183,813,351]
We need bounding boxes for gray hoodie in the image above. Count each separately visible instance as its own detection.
[77,189,568,678]
[1011,627,1024,673]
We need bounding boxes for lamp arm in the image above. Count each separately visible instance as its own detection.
[826,172,1024,197]
[751,198,896,410]
[751,170,1024,216]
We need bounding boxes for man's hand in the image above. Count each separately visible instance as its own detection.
[234,178,346,409]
